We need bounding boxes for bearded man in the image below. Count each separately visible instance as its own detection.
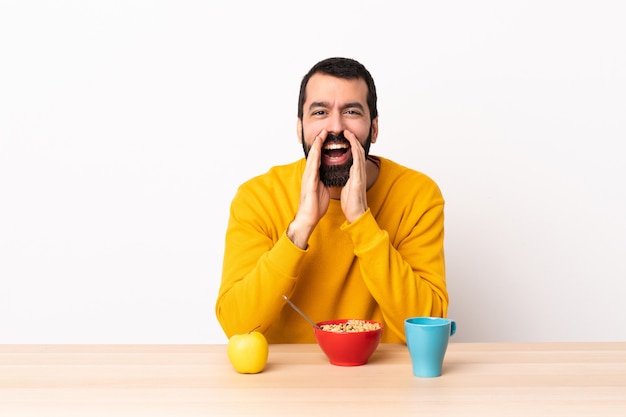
[216,57,448,343]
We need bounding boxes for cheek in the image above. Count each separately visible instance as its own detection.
[302,123,323,143]
[348,124,371,142]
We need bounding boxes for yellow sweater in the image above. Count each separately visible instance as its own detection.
[216,156,447,343]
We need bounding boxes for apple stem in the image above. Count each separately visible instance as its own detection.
[249,325,261,334]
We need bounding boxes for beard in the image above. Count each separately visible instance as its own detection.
[302,129,372,187]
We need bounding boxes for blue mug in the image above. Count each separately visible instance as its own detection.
[404,317,457,378]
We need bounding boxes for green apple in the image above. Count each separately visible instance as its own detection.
[227,329,268,374]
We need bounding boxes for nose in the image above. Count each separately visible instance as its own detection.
[326,112,344,135]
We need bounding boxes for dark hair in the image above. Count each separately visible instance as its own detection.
[297,57,378,122]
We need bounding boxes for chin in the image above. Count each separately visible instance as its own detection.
[320,177,349,187]
[319,164,350,187]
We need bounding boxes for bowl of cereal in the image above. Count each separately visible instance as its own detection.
[313,319,383,366]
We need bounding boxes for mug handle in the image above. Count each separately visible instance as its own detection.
[450,320,457,336]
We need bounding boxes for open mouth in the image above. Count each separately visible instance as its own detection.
[322,136,351,165]
[323,141,349,157]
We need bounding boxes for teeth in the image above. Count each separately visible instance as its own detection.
[324,143,348,150]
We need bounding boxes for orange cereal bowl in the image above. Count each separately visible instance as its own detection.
[313,319,383,366]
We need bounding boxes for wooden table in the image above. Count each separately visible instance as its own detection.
[1,343,625,416]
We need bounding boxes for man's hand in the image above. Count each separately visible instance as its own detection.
[287,131,330,249]
[341,130,368,223]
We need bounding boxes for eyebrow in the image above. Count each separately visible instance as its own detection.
[308,101,366,112]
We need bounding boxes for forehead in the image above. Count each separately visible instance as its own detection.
[304,73,369,107]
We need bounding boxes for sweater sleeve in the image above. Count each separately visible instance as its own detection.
[341,184,448,342]
[215,181,306,338]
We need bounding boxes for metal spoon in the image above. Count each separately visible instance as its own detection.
[282,294,321,330]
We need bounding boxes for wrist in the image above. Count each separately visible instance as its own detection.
[286,218,313,250]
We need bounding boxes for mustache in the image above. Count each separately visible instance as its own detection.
[323,132,350,146]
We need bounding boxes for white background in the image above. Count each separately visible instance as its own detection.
[1,1,625,344]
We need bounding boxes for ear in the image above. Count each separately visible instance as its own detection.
[296,118,303,144]
[370,117,379,144]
